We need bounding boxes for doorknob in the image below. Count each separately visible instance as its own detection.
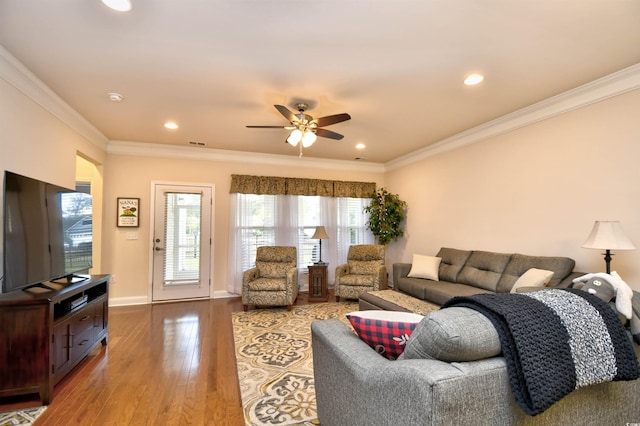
[154,247,164,251]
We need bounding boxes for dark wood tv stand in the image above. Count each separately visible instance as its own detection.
[0,274,109,404]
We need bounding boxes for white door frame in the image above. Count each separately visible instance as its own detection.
[148,181,215,303]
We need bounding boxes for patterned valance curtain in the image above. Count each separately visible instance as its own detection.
[230,174,375,198]
[229,175,286,195]
[334,180,376,198]
[286,178,334,196]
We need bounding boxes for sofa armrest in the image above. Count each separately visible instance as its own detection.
[393,263,412,286]
[242,267,259,287]
[374,265,388,291]
[334,263,348,293]
[335,263,349,277]
[287,267,299,296]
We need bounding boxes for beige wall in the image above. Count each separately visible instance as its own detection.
[0,77,106,282]
[385,89,640,290]
[102,154,383,303]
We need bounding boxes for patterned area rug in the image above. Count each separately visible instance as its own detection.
[232,302,358,426]
[0,406,46,426]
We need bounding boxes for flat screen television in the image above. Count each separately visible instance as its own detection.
[2,171,92,293]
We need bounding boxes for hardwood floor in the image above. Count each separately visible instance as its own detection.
[0,292,330,425]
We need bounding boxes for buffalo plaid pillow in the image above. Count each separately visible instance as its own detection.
[347,310,424,360]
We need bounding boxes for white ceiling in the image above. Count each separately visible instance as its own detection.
[1,0,639,163]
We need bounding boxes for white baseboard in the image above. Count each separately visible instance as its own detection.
[109,291,241,306]
[109,296,148,307]
[212,290,240,299]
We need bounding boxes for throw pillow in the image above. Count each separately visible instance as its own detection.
[407,254,441,281]
[510,268,554,293]
[398,307,502,362]
[347,310,424,360]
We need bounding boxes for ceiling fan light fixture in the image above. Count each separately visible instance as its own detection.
[287,129,302,146]
[101,0,133,12]
[301,131,317,147]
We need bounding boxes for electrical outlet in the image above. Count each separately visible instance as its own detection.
[109,275,117,284]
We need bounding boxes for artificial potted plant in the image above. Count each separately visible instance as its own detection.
[364,187,407,245]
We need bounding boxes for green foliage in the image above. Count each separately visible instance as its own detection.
[363,188,407,245]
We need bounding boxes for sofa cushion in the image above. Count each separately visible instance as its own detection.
[339,273,375,287]
[247,277,287,291]
[510,268,554,293]
[397,278,492,305]
[436,247,472,282]
[398,307,502,362]
[496,253,576,292]
[347,310,424,360]
[456,251,512,292]
[407,254,441,281]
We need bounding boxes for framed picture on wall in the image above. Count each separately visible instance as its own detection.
[117,197,140,227]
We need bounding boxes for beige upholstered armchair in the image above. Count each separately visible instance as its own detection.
[242,246,298,311]
[335,244,387,302]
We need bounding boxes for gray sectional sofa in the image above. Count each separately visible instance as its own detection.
[311,246,640,424]
[312,315,640,425]
[393,247,581,305]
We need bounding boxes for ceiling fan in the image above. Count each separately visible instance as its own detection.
[247,103,351,156]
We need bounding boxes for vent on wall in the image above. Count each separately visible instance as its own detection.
[189,141,206,147]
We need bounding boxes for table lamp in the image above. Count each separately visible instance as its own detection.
[581,220,636,273]
[312,226,329,264]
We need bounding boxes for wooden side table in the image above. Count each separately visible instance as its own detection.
[308,264,329,302]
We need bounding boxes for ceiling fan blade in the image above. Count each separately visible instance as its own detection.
[246,125,287,128]
[314,113,351,127]
[315,128,344,140]
[274,105,299,123]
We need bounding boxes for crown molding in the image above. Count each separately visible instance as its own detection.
[0,44,109,150]
[385,63,640,171]
[108,140,385,173]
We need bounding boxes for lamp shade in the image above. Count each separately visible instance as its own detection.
[311,226,329,240]
[287,129,302,146]
[101,0,133,12]
[581,220,636,250]
[301,131,317,148]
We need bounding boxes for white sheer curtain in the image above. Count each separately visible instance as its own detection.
[227,194,374,295]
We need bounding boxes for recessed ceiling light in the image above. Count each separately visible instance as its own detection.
[356,143,366,149]
[164,122,179,130]
[464,73,484,86]
[107,92,124,102]
[101,0,133,12]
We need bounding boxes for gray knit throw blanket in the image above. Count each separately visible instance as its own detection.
[443,288,640,416]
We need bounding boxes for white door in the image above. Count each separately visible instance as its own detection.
[152,184,213,302]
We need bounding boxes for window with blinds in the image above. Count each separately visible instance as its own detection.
[235,193,372,272]
[163,192,203,286]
